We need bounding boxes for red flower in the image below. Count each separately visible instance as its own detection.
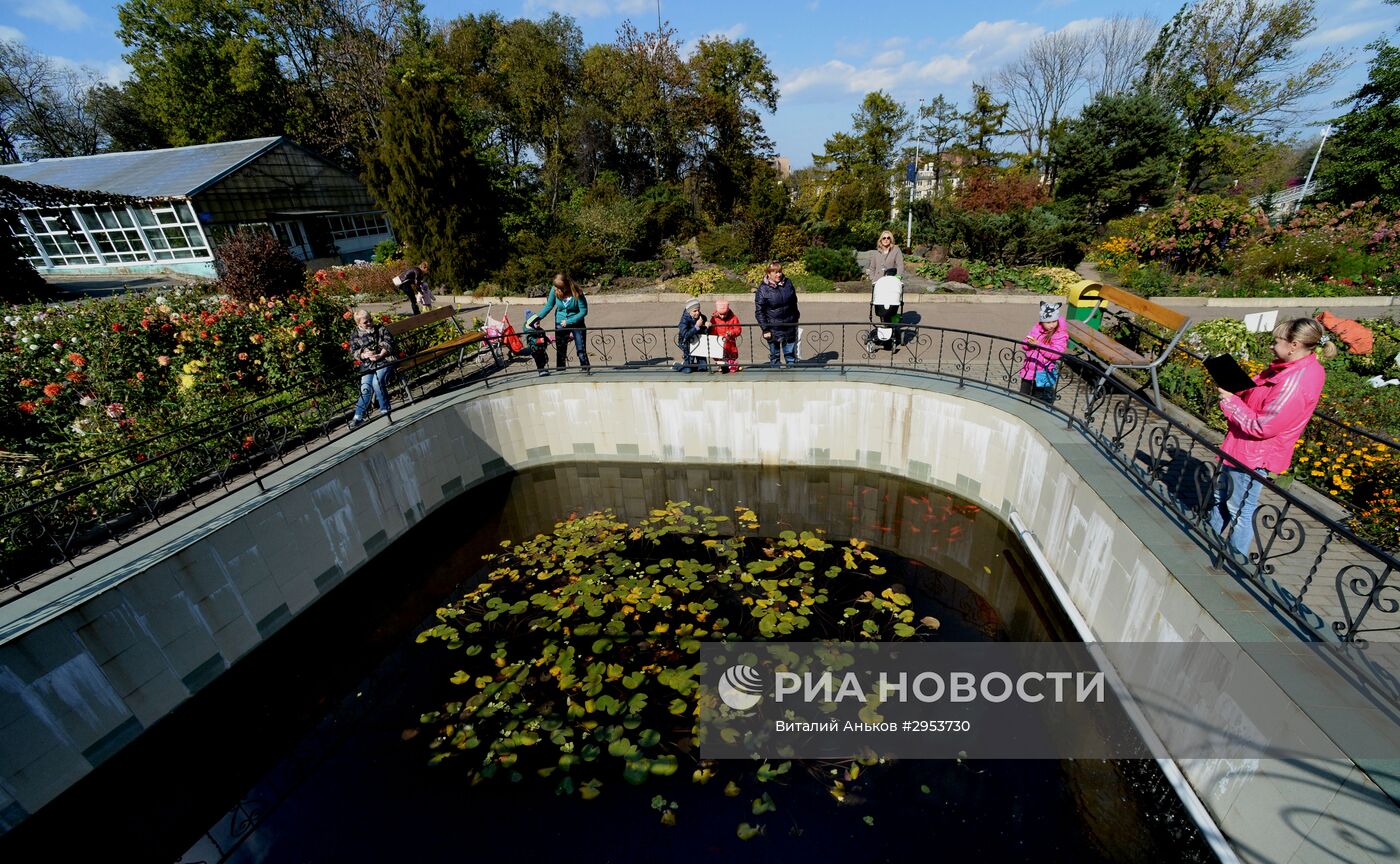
[42,382,63,398]
[17,401,35,414]
[140,318,152,330]
[136,372,145,381]
[110,322,123,333]
[67,352,85,366]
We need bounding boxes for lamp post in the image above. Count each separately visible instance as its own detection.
[906,98,922,249]
[1296,124,1332,214]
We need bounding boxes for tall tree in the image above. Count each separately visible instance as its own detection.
[1053,91,1184,222]
[995,29,1091,179]
[1318,42,1400,208]
[0,39,107,161]
[959,83,1009,168]
[116,0,288,146]
[363,73,504,290]
[1087,14,1158,97]
[915,94,961,196]
[687,36,779,222]
[1143,0,1344,191]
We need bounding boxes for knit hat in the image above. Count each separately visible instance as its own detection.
[1039,301,1063,324]
[684,298,701,313]
[714,300,730,314]
[524,310,540,328]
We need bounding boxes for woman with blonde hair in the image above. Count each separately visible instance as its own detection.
[538,273,590,368]
[868,230,904,282]
[1210,317,1335,561]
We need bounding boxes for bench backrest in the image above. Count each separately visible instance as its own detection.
[386,305,457,337]
[1094,283,1188,332]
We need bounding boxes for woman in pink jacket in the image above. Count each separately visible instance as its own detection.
[1210,317,1335,560]
[1019,301,1069,402]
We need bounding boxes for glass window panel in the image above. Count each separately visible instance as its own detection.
[134,208,157,226]
[176,202,195,223]
[143,228,170,250]
[163,227,188,248]
[156,209,180,225]
[184,227,206,248]
[117,208,136,228]
[79,210,103,231]
[155,251,174,260]
[99,209,121,230]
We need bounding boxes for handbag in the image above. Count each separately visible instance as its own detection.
[1034,366,1058,389]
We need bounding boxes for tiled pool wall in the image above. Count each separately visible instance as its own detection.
[0,373,1395,862]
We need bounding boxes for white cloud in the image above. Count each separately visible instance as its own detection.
[1056,16,1107,37]
[956,19,1046,61]
[917,54,974,82]
[521,0,650,18]
[783,60,895,97]
[835,37,870,57]
[881,36,909,50]
[0,25,26,43]
[871,49,905,66]
[1302,19,1393,46]
[48,56,130,85]
[682,22,748,58]
[15,0,91,31]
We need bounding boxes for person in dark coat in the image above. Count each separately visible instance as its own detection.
[754,261,799,366]
[675,297,709,372]
[396,261,430,314]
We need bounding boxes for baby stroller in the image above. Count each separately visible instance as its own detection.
[861,272,904,353]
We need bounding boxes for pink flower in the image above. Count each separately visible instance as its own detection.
[105,402,125,419]
[157,355,171,366]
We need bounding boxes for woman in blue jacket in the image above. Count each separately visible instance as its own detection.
[754,261,800,366]
[539,273,590,368]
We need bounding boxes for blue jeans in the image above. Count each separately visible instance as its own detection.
[555,326,589,367]
[1209,466,1265,559]
[355,366,391,420]
[767,332,798,366]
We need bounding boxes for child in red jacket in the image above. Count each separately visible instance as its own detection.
[710,300,742,373]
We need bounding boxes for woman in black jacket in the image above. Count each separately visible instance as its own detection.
[754,261,799,366]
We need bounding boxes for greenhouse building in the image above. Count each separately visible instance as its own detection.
[0,137,392,278]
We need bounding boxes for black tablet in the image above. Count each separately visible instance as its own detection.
[1205,354,1257,394]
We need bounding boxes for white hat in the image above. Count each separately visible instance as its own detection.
[1039,301,1063,323]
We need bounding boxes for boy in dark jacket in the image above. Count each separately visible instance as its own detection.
[754,261,800,366]
[523,311,551,374]
[675,297,709,372]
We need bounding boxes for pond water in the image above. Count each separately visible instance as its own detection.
[1,464,1215,863]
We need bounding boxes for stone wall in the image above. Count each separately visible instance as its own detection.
[1,373,1395,862]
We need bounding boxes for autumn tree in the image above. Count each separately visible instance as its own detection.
[1143,0,1344,191]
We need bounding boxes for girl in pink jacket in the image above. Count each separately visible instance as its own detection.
[1210,317,1335,560]
[1020,301,1069,402]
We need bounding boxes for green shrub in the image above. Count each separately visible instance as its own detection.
[769,224,809,262]
[1228,233,1336,282]
[790,271,834,293]
[371,239,402,264]
[215,228,307,302]
[802,246,862,281]
[1123,263,1175,296]
[696,224,750,265]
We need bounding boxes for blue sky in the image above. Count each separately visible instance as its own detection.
[2,0,1395,166]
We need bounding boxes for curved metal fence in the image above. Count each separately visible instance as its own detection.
[2,321,1395,648]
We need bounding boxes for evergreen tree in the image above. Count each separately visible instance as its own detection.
[1318,35,1400,209]
[960,84,1009,168]
[1053,92,1184,222]
[363,74,504,291]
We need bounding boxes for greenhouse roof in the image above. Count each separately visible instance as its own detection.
[0,138,285,199]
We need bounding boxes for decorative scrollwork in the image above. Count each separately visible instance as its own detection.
[1145,424,1184,485]
[629,330,660,361]
[1109,399,1141,452]
[1335,564,1398,642]
[996,344,1027,387]
[805,327,836,361]
[900,328,935,366]
[950,336,982,374]
[587,331,618,364]
[1254,502,1306,579]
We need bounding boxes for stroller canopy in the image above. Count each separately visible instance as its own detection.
[872,275,903,307]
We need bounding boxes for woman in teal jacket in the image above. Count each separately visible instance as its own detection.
[538,273,590,368]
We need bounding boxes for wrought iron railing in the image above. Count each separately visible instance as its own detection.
[3,321,1396,648]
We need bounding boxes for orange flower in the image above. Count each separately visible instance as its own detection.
[42,382,62,398]
[17,401,35,414]
[65,371,84,383]
[67,352,85,366]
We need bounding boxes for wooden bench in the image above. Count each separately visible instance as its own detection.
[1064,282,1191,409]
[384,306,500,403]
